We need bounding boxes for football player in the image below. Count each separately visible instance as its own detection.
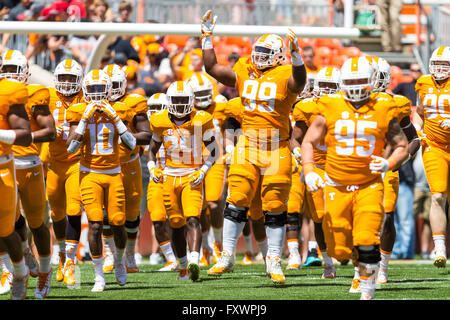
[66,69,136,292]
[0,50,56,299]
[146,93,178,272]
[414,46,450,269]
[46,58,85,288]
[301,57,409,300]
[200,10,307,284]
[0,56,31,300]
[290,66,341,277]
[101,64,151,274]
[186,73,227,266]
[148,81,219,281]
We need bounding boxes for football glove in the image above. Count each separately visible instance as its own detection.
[369,155,390,174]
[287,28,303,66]
[82,101,99,120]
[439,119,450,128]
[304,171,325,192]
[188,169,206,187]
[201,10,217,39]
[149,167,163,183]
[292,147,301,162]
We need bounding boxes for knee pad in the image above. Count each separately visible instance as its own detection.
[286,212,300,232]
[109,212,126,227]
[224,203,248,223]
[353,245,381,264]
[125,217,140,233]
[264,211,287,227]
[14,215,26,230]
[169,217,186,229]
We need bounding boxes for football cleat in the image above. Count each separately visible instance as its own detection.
[63,260,76,288]
[0,271,12,294]
[149,253,162,265]
[177,268,189,280]
[286,253,302,270]
[360,291,374,300]
[159,261,178,272]
[125,252,139,273]
[266,256,286,284]
[349,278,361,293]
[376,269,388,285]
[115,261,127,286]
[10,268,29,300]
[322,263,336,279]
[433,249,447,268]
[24,249,38,278]
[188,262,200,282]
[207,250,234,276]
[35,267,53,299]
[56,252,65,282]
[212,241,222,264]
[199,248,211,267]
[303,249,322,267]
[241,251,254,265]
[91,275,106,292]
[102,250,114,274]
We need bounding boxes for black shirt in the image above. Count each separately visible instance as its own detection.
[392,80,417,106]
[107,37,140,64]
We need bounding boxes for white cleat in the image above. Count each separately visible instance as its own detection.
[35,268,53,299]
[433,249,447,269]
[91,276,106,292]
[207,250,234,276]
[10,270,29,300]
[24,249,38,278]
[103,250,115,274]
[349,278,361,293]
[376,269,388,286]
[115,261,127,286]
[159,261,178,272]
[322,263,336,279]
[266,256,286,284]
[149,253,162,265]
[0,271,12,294]
[286,253,302,270]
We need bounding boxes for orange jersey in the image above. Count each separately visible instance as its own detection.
[292,97,327,168]
[233,57,298,144]
[415,75,450,147]
[150,109,214,171]
[375,91,411,123]
[224,97,244,124]
[316,92,398,185]
[66,100,131,172]
[48,87,85,163]
[12,84,50,157]
[115,93,148,163]
[0,79,28,156]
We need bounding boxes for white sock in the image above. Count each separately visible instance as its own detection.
[12,258,27,277]
[65,241,78,261]
[244,234,253,253]
[353,265,360,280]
[222,218,245,255]
[114,248,124,264]
[189,251,200,265]
[126,239,136,256]
[212,227,222,244]
[265,225,286,258]
[380,251,391,271]
[432,234,446,253]
[92,257,104,278]
[52,245,60,256]
[201,231,211,250]
[308,241,318,251]
[39,255,51,273]
[287,239,299,255]
[322,251,333,265]
[360,276,376,299]
[256,238,268,258]
[160,241,177,263]
[0,252,12,273]
[179,256,188,269]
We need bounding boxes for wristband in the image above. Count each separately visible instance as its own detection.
[200,160,214,175]
[302,162,314,175]
[115,119,128,135]
[201,36,213,50]
[291,51,304,66]
[75,118,87,135]
[0,129,16,145]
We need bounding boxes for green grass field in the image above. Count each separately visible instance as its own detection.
[2,255,450,301]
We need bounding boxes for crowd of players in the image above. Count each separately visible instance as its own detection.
[0,9,448,301]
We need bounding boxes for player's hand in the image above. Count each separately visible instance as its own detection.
[369,155,389,174]
[188,169,206,187]
[201,10,217,39]
[99,100,119,122]
[292,147,301,162]
[292,157,300,174]
[287,28,300,55]
[304,171,325,192]
[82,101,99,120]
[439,119,450,128]
[149,167,163,183]
[55,124,64,137]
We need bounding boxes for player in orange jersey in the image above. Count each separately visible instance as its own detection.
[301,57,409,300]
[201,10,307,284]
[0,65,32,300]
[0,50,56,299]
[290,66,341,277]
[66,69,136,292]
[414,46,450,269]
[46,59,85,288]
[101,64,151,274]
[148,81,219,281]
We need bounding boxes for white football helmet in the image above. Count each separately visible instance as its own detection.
[251,34,286,70]
[147,92,168,116]
[82,69,111,102]
[102,64,127,101]
[429,46,450,81]
[54,59,83,96]
[166,81,194,118]
[374,57,391,92]
[340,57,376,102]
[313,66,341,97]
[0,50,29,83]
[186,73,213,108]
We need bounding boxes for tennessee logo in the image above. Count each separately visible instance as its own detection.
[167,129,173,135]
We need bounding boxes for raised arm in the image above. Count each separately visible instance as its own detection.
[200,10,237,88]
[286,28,307,94]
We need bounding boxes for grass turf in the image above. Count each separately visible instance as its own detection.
[2,255,450,301]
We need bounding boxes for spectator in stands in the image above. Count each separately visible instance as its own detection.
[302,46,319,94]
[115,0,132,23]
[376,0,403,52]
[69,34,98,67]
[90,0,113,22]
[332,0,344,27]
[392,63,422,106]
[0,0,33,52]
[107,35,140,64]
[143,42,172,91]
